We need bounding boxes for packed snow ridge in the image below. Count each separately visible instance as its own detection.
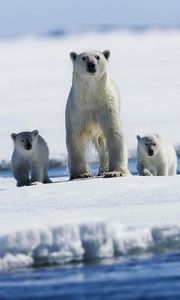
[0,175,180,271]
[1,222,180,271]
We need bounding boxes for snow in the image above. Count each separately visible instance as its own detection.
[0,175,180,271]
[0,30,180,271]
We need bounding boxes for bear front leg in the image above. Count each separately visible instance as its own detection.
[105,132,130,177]
[66,135,91,180]
[43,165,52,184]
[157,165,168,176]
[12,160,30,187]
[31,162,44,183]
[105,129,130,177]
[137,162,153,176]
[93,136,108,176]
[97,111,130,178]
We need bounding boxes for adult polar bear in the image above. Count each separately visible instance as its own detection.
[66,50,130,180]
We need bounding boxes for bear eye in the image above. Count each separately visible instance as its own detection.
[31,138,33,142]
[82,57,86,61]
[145,142,148,146]
[153,143,156,146]
[21,139,24,143]
[96,55,100,60]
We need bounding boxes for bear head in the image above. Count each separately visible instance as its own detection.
[70,50,110,78]
[11,130,39,153]
[137,134,160,157]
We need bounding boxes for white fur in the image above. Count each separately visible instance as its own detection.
[137,134,177,176]
[11,130,52,186]
[66,50,129,179]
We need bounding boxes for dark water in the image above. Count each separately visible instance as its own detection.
[0,159,138,179]
[1,157,179,178]
[1,254,180,300]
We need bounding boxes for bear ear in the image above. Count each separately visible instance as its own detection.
[11,133,17,141]
[70,52,78,63]
[136,135,141,141]
[103,50,110,60]
[32,130,39,137]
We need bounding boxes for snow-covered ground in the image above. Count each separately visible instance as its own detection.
[0,175,180,271]
[0,30,180,271]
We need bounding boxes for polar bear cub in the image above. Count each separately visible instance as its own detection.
[66,49,130,179]
[11,130,52,186]
[137,134,177,176]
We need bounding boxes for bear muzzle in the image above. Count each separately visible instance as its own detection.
[25,142,32,150]
[148,148,154,156]
[86,61,96,73]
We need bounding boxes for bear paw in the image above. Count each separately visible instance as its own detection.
[143,169,153,176]
[70,173,92,180]
[104,169,131,178]
[97,172,107,177]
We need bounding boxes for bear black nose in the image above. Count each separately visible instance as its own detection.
[25,142,32,150]
[148,149,154,156]
[87,61,96,73]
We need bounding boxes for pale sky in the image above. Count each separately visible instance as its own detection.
[0,0,180,37]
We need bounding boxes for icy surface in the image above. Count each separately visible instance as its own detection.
[0,175,180,271]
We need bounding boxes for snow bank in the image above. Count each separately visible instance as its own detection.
[1,223,180,271]
[0,175,180,271]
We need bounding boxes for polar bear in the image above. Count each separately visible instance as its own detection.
[65,50,130,180]
[136,134,177,176]
[11,130,52,186]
